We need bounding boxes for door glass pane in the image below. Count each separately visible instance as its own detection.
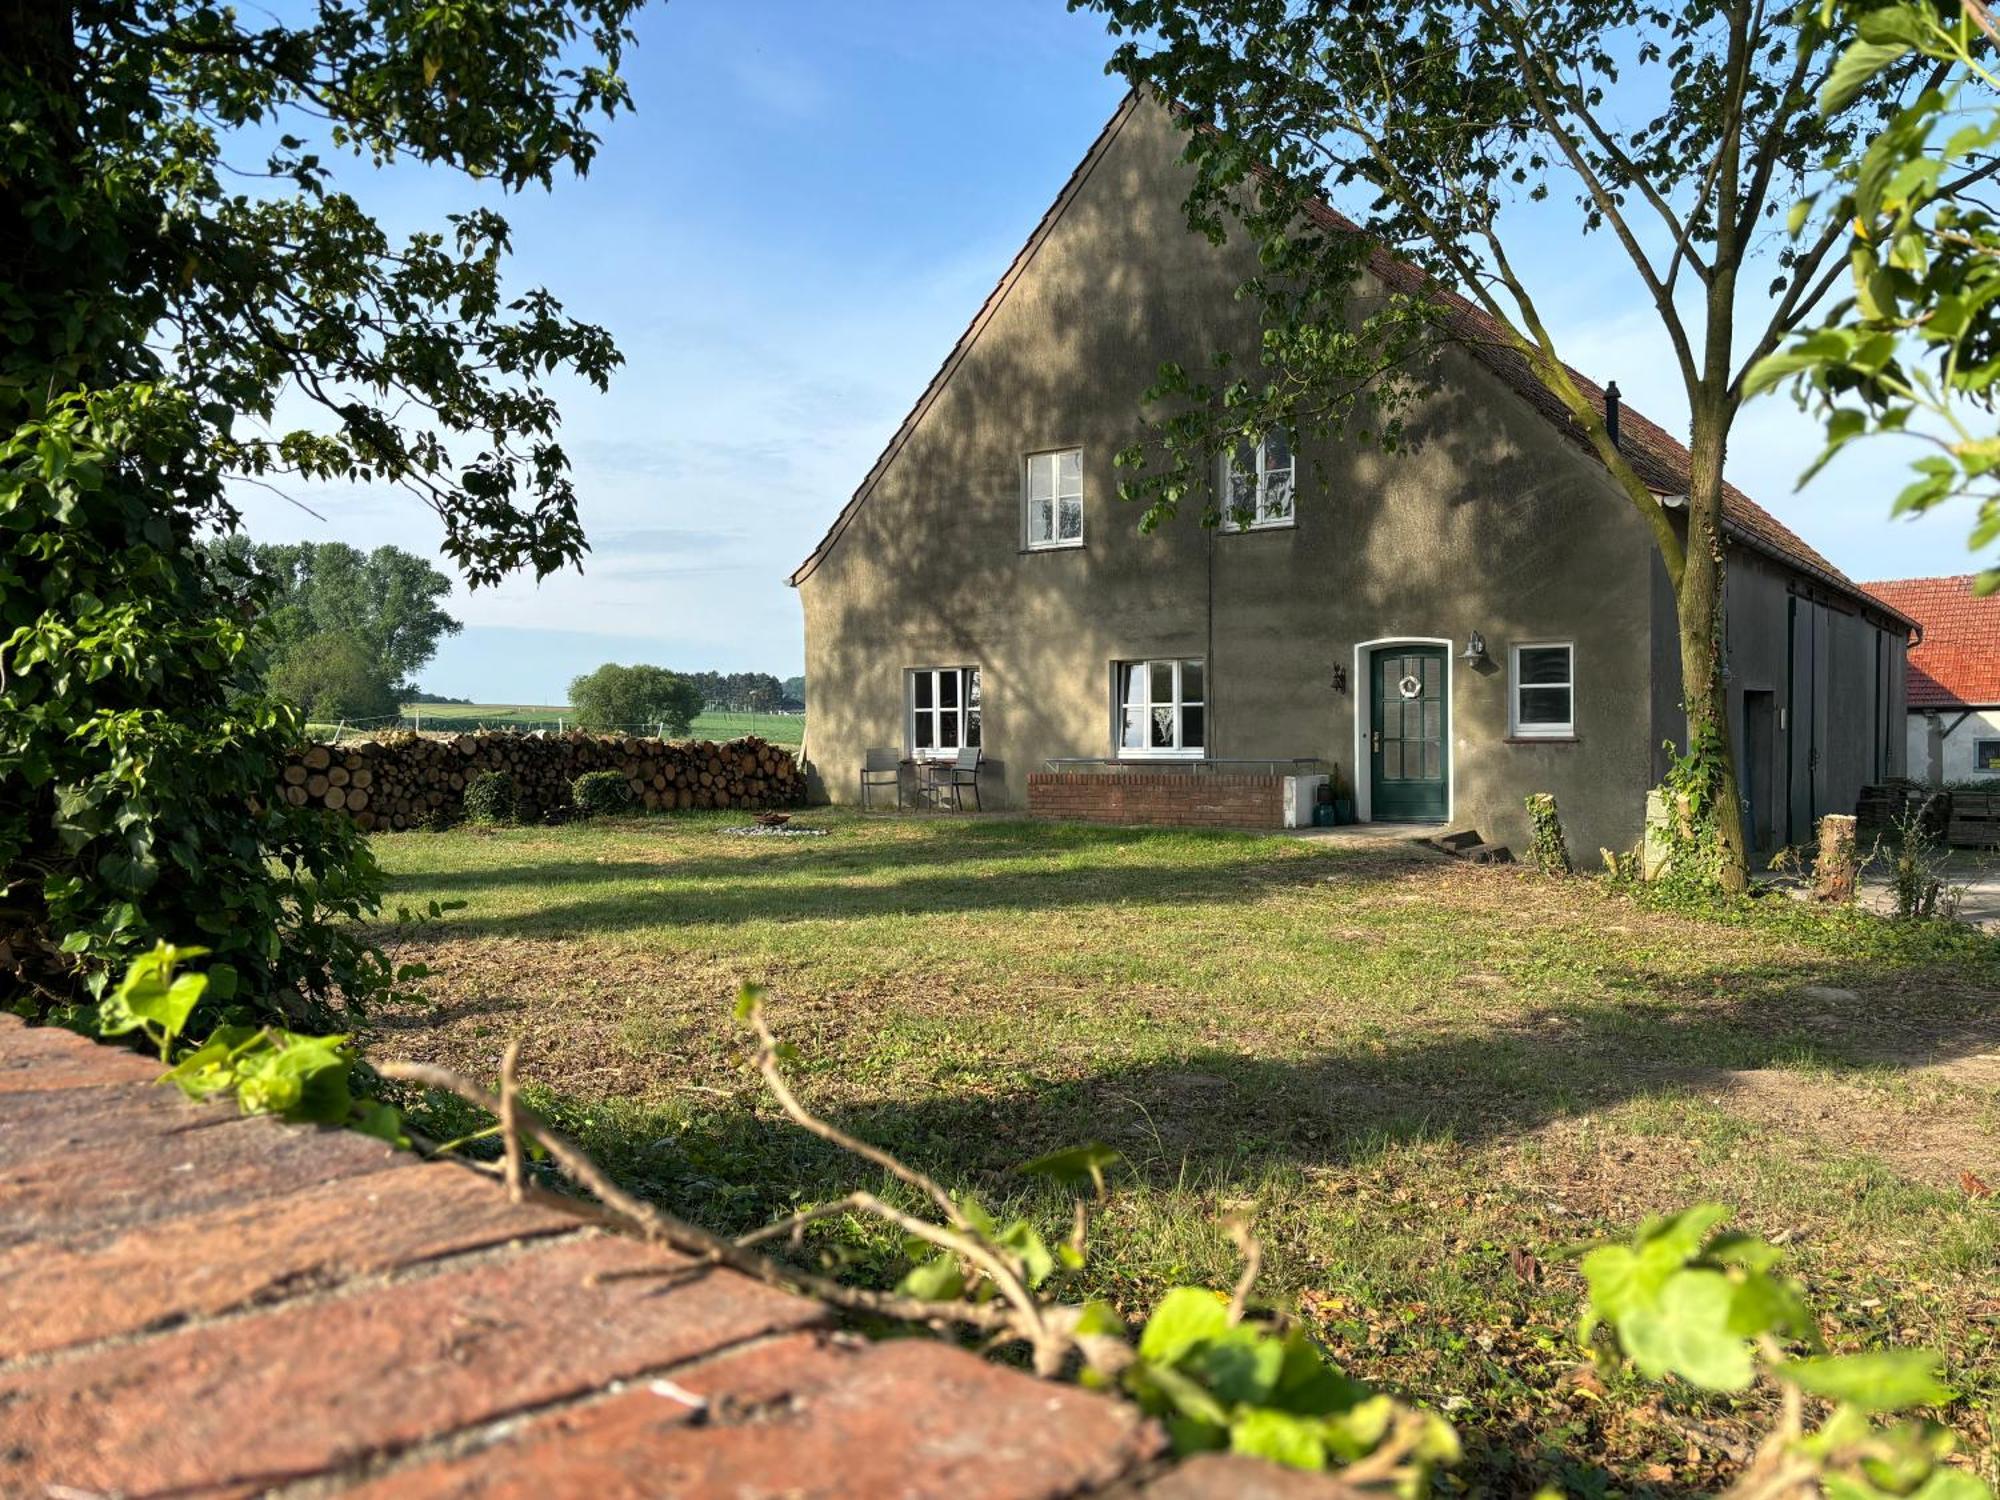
[1151,661,1175,703]
[1381,700,1402,739]
[1424,702,1441,739]
[913,673,933,709]
[1180,659,1203,703]
[1519,686,1570,725]
[1384,742,1403,779]
[1423,657,1439,695]
[1181,705,1204,751]
[1423,741,1440,779]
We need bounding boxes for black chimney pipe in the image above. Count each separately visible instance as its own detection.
[1605,380,1621,449]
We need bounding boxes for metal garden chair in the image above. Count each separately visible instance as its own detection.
[860,747,903,810]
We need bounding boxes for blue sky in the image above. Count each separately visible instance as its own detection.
[229,1,1975,703]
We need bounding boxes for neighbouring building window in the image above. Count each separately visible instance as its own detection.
[1975,738,2000,772]
[908,667,981,758]
[1024,448,1083,549]
[1510,643,1575,738]
[1116,658,1205,757]
[1220,431,1294,530]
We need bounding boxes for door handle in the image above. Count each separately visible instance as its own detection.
[1371,731,1382,752]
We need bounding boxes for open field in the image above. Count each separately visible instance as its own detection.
[312,704,806,746]
[370,813,2000,1493]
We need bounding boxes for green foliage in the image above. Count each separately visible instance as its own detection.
[94,942,405,1142]
[462,771,517,826]
[1748,0,2000,590]
[2,0,638,1020]
[570,769,632,818]
[568,662,705,735]
[1523,793,1572,876]
[203,538,462,692]
[1650,728,1734,897]
[266,630,402,724]
[1882,798,1956,922]
[1,390,401,1030]
[1581,1205,1985,1499]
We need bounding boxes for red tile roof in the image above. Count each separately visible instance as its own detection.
[792,92,1893,624]
[1861,575,2000,707]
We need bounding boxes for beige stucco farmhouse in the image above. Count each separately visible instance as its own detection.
[790,93,1910,859]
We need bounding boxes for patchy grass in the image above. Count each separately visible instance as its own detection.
[370,811,2000,1494]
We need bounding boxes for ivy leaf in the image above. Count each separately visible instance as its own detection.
[1782,1351,1955,1413]
[1015,1142,1122,1187]
[1229,1407,1328,1470]
[1139,1287,1231,1367]
[1618,1270,1756,1390]
[896,1255,965,1302]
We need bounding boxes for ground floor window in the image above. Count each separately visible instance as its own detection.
[1510,643,1574,738]
[1975,737,2000,772]
[1116,658,1204,757]
[907,666,980,758]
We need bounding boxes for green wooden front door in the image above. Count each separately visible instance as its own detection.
[1370,646,1448,822]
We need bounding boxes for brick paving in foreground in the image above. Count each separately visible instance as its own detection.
[0,1016,1349,1498]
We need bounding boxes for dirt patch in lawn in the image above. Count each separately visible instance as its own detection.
[1715,1068,2000,1192]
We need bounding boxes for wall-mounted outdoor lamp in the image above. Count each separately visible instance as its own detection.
[1461,630,1488,666]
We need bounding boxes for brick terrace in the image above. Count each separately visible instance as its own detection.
[1028,771,1286,830]
[0,1017,1346,1498]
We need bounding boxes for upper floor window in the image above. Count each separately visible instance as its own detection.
[1974,738,2000,773]
[1025,449,1083,549]
[908,666,981,759]
[1220,431,1294,530]
[1116,658,1205,758]
[1510,643,1574,738]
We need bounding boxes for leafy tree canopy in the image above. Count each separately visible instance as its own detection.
[568,662,704,736]
[1751,0,2000,592]
[204,537,461,688]
[2,0,641,1022]
[266,630,401,724]
[1071,0,1968,885]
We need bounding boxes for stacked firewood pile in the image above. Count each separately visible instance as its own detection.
[275,732,804,831]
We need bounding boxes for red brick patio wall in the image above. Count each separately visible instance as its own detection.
[1028,771,1287,830]
[0,1016,1348,1498]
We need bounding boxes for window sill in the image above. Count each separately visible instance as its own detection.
[1506,734,1579,745]
[1113,752,1206,762]
[1021,540,1085,554]
[1220,519,1296,535]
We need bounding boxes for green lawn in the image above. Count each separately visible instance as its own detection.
[370,812,2000,1493]
[375,703,805,746]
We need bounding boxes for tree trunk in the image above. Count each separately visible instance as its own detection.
[1680,410,1751,892]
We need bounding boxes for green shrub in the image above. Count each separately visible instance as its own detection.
[462,771,517,825]
[571,769,632,817]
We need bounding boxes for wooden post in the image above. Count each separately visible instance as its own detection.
[1812,814,1858,903]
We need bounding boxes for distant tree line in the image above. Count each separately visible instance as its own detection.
[566,664,805,733]
[202,538,459,722]
[680,671,799,713]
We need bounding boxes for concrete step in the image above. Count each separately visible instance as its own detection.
[1464,843,1515,864]
[1433,828,1485,853]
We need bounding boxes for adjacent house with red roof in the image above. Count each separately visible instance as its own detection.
[793,93,1912,856]
[1862,575,2000,784]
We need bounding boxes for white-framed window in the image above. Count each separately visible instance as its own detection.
[1219,431,1295,530]
[907,666,981,759]
[1024,448,1083,549]
[1510,643,1575,738]
[1114,658,1205,757]
[1974,738,2000,773]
